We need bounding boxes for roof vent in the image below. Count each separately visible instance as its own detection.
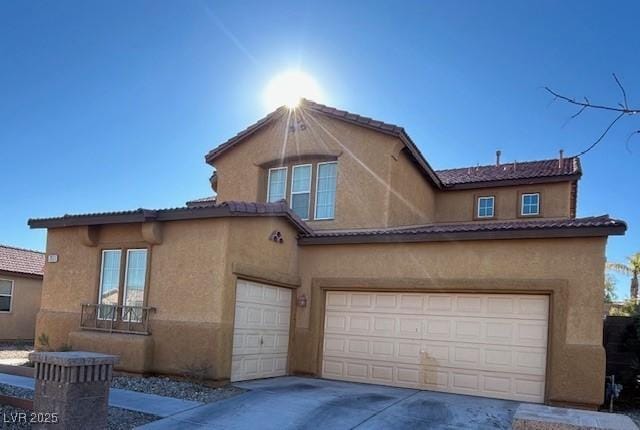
[496,150,501,167]
[558,149,564,169]
[513,160,517,171]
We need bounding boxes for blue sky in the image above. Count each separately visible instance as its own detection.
[1,1,638,298]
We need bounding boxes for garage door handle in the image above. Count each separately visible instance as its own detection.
[260,336,264,345]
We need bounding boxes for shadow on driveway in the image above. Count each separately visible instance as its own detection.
[136,376,519,429]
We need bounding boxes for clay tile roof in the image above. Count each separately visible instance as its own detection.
[28,201,312,234]
[300,99,405,135]
[0,245,45,277]
[436,157,581,188]
[204,99,443,188]
[185,196,217,208]
[204,99,583,190]
[299,215,626,244]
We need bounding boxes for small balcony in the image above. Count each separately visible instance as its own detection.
[80,304,156,335]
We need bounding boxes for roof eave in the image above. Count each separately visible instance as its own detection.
[28,205,312,235]
[204,107,287,165]
[442,173,582,190]
[304,106,443,188]
[0,269,44,280]
[298,224,626,245]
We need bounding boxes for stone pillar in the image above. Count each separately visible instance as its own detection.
[29,351,119,430]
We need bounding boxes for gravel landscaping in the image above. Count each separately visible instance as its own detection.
[111,375,244,403]
[0,384,158,429]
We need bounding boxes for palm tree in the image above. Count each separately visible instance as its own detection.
[607,253,640,301]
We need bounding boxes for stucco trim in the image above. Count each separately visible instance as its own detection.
[258,153,341,169]
[232,262,301,288]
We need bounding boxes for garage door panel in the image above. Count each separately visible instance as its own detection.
[231,280,291,382]
[325,334,546,376]
[323,292,548,402]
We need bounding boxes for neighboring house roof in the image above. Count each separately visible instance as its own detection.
[28,201,312,234]
[204,99,580,190]
[436,157,581,189]
[186,196,217,208]
[0,245,45,277]
[298,215,626,245]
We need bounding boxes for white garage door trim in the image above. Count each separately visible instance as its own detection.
[322,292,549,403]
[231,280,292,382]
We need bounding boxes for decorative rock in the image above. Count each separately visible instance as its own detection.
[29,351,119,430]
[513,403,638,430]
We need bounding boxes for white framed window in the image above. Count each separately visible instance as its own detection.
[477,196,495,218]
[98,250,121,320]
[521,193,540,216]
[0,279,14,313]
[290,164,312,219]
[122,249,148,322]
[267,167,287,203]
[315,161,338,220]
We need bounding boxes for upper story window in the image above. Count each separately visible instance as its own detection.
[0,279,13,312]
[265,160,338,221]
[267,167,287,203]
[291,164,312,219]
[521,193,540,216]
[98,248,148,321]
[477,196,495,218]
[315,162,337,220]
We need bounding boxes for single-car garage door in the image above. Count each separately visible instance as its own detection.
[231,280,292,382]
[322,292,548,403]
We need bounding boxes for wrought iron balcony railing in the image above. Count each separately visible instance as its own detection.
[80,304,155,335]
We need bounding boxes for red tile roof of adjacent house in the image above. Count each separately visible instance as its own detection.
[28,201,312,234]
[436,157,581,188]
[298,215,626,244]
[0,245,45,277]
[204,99,579,190]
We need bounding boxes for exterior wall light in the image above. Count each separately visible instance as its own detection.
[297,294,307,308]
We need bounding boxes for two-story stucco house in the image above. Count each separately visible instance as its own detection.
[29,99,626,409]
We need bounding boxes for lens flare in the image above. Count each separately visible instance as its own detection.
[264,70,323,109]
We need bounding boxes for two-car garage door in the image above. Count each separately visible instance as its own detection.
[322,292,549,403]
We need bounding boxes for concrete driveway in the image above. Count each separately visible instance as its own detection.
[138,376,519,429]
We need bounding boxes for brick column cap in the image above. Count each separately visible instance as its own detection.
[29,351,119,367]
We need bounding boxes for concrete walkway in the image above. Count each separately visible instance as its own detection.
[0,372,202,418]
[136,376,519,429]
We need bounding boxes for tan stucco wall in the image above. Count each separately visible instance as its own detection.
[387,149,436,225]
[36,214,608,407]
[292,236,607,408]
[212,110,438,230]
[212,112,574,228]
[0,274,42,341]
[434,181,572,222]
[36,216,299,379]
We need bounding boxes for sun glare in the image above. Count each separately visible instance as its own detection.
[264,70,323,110]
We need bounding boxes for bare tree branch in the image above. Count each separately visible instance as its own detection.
[544,87,640,115]
[626,129,640,154]
[546,74,638,156]
[613,73,629,109]
[576,112,626,157]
